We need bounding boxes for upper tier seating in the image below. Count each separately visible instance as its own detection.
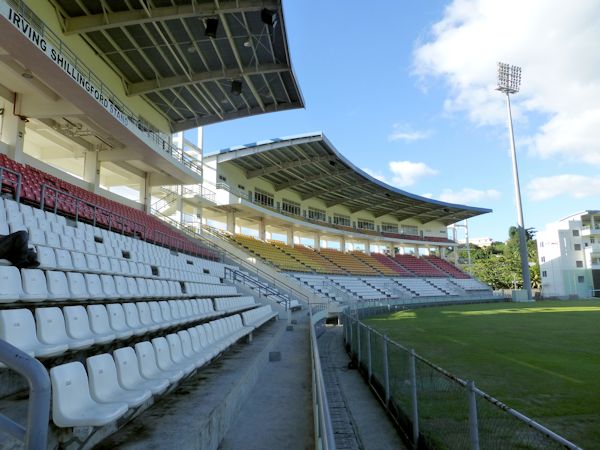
[0,153,217,260]
[327,276,387,300]
[271,242,346,274]
[394,278,446,297]
[394,254,447,277]
[351,251,398,276]
[424,255,471,279]
[371,253,414,277]
[230,234,309,272]
[319,248,378,276]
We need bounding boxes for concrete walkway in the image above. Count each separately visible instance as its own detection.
[218,312,313,450]
[318,326,406,450]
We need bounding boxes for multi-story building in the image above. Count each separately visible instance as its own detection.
[537,211,600,298]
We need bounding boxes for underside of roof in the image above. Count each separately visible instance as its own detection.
[215,133,492,225]
[51,0,304,132]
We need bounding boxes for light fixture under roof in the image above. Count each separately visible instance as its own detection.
[243,40,252,48]
[187,46,196,53]
[21,69,33,79]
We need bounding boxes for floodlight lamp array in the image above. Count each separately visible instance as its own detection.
[496,62,521,94]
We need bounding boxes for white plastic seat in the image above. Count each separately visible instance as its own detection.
[166,333,200,371]
[168,300,184,324]
[114,276,131,299]
[98,256,112,274]
[0,309,68,357]
[137,302,161,332]
[50,362,128,427]
[84,274,105,300]
[85,254,101,273]
[122,303,148,335]
[152,336,194,376]
[0,266,23,302]
[46,271,70,301]
[113,347,168,395]
[72,238,86,253]
[36,246,57,270]
[126,277,140,298]
[135,278,148,298]
[193,325,218,359]
[106,303,136,336]
[54,249,74,271]
[20,269,48,302]
[35,307,94,350]
[183,328,212,363]
[45,232,61,248]
[85,241,97,255]
[87,354,151,407]
[158,301,177,325]
[100,275,119,300]
[59,235,74,251]
[109,258,121,274]
[70,251,88,271]
[88,305,132,340]
[175,330,208,368]
[134,341,183,384]
[28,229,46,246]
[64,305,114,344]
[66,272,88,300]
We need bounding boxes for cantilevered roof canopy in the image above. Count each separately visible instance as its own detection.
[51,0,303,131]
[214,133,492,225]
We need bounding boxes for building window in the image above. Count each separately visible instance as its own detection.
[308,208,326,222]
[578,276,585,283]
[254,189,274,208]
[237,184,245,190]
[333,214,351,227]
[574,243,581,251]
[542,270,547,277]
[576,260,583,268]
[402,225,419,235]
[573,229,580,237]
[218,174,227,182]
[592,237,595,244]
[539,242,544,248]
[541,256,545,263]
[281,199,301,216]
[357,219,375,231]
[382,222,399,233]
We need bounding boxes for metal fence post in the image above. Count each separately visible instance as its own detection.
[357,321,362,365]
[410,349,419,444]
[468,380,480,450]
[367,327,372,381]
[383,335,390,404]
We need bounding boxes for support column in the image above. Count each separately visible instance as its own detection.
[1,102,26,163]
[175,189,184,225]
[258,219,266,241]
[314,231,321,250]
[365,241,371,255]
[340,235,346,252]
[441,246,447,259]
[83,151,100,193]
[141,172,152,213]
[226,210,236,234]
[287,225,294,246]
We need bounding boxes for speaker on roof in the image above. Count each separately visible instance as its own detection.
[231,80,242,96]
[205,18,219,38]
[261,8,275,25]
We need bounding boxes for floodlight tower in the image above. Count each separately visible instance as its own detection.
[496,62,532,301]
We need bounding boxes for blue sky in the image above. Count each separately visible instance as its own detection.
[203,0,600,242]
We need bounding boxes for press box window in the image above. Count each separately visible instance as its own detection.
[357,219,375,231]
[282,199,301,216]
[333,215,351,227]
[254,189,274,208]
[308,208,326,222]
[382,223,399,233]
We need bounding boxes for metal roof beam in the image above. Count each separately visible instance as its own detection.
[274,168,353,192]
[64,0,278,35]
[127,63,289,96]
[247,154,335,179]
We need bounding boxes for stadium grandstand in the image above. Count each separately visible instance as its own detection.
[0,0,501,449]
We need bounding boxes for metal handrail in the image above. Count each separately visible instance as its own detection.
[7,0,201,175]
[309,309,336,450]
[0,165,22,203]
[40,183,146,237]
[0,340,50,450]
[224,267,291,309]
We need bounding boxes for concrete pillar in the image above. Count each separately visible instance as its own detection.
[314,231,321,250]
[365,241,371,255]
[2,115,26,163]
[258,219,266,241]
[175,189,184,224]
[141,172,152,213]
[226,210,236,234]
[83,151,100,193]
[286,225,294,246]
[441,246,447,258]
[340,235,346,252]
[592,215,596,230]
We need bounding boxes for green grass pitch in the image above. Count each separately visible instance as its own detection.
[364,300,600,448]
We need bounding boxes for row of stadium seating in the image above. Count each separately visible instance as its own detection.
[225,232,471,278]
[292,273,490,301]
[0,153,217,259]
[50,306,277,428]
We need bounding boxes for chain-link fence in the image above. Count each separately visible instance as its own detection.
[341,313,581,450]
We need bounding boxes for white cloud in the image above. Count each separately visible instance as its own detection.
[361,167,387,183]
[436,188,501,204]
[414,0,600,164]
[389,161,438,187]
[527,174,600,201]
[388,123,431,142]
